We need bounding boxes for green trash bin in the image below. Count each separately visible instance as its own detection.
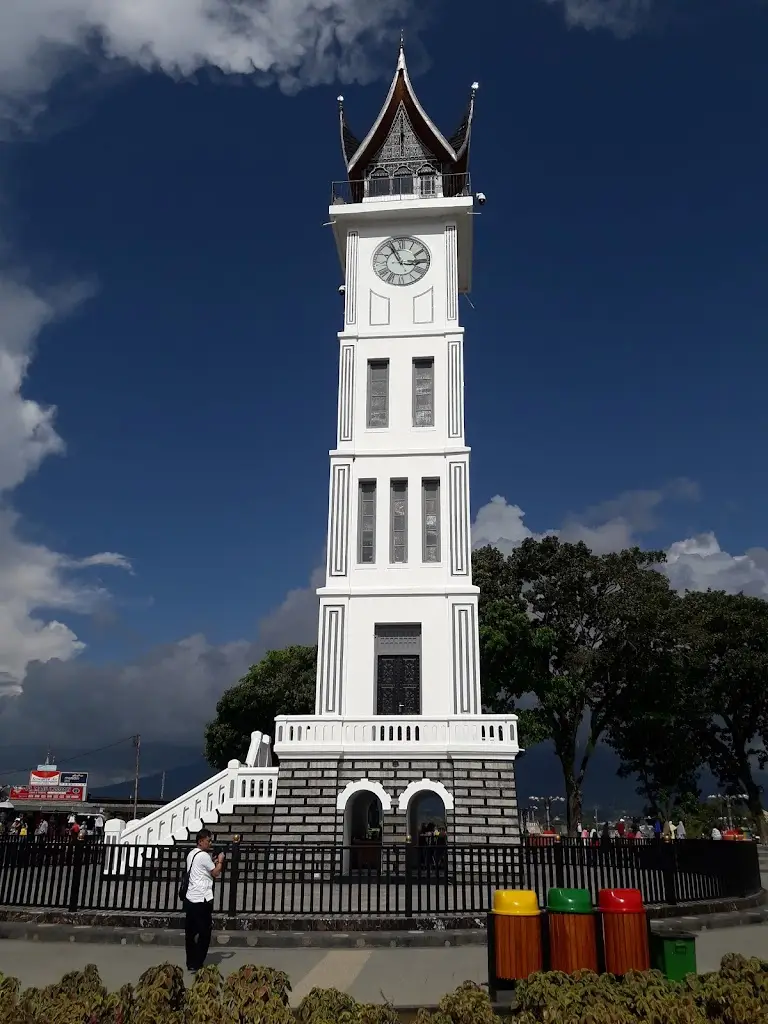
[650,930,697,981]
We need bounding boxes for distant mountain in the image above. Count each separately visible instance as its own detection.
[90,758,210,800]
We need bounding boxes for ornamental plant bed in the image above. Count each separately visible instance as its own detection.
[1,955,768,1023]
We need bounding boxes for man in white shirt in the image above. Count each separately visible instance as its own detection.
[184,829,224,973]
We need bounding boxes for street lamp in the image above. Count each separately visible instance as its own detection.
[707,793,748,830]
[530,795,566,831]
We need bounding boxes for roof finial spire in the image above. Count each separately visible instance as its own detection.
[397,29,406,69]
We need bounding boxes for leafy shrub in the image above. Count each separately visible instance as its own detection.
[1,954,768,1023]
[297,987,400,1024]
[221,965,293,1024]
[134,964,186,1024]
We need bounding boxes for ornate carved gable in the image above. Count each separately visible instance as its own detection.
[371,103,437,173]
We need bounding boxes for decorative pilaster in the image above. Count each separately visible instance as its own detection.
[316,602,346,715]
[448,458,471,576]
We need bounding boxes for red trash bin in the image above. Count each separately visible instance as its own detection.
[599,888,650,974]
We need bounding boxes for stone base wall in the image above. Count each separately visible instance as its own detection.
[267,756,520,844]
[210,804,275,844]
[452,760,520,843]
[269,759,342,841]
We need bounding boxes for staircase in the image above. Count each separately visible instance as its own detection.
[118,732,277,845]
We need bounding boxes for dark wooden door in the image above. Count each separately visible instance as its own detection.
[376,655,421,715]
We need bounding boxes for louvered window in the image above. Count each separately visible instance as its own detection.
[390,480,408,564]
[422,479,440,563]
[413,358,434,427]
[367,360,389,428]
[358,482,376,564]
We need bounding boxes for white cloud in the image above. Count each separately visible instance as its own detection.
[471,483,768,596]
[543,0,654,36]
[0,272,131,693]
[0,0,413,130]
[665,534,768,597]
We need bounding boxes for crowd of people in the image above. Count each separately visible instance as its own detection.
[574,818,744,842]
[0,811,106,841]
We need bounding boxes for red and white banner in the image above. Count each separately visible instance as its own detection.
[9,786,85,802]
[29,770,61,787]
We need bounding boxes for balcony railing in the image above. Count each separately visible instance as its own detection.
[274,714,519,758]
[331,171,472,206]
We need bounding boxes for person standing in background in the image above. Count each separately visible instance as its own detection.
[184,829,225,974]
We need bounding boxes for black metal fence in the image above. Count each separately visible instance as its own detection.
[0,837,760,917]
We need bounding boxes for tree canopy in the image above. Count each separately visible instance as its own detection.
[475,538,680,833]
[676,590,768,840]
[204,645,316,769]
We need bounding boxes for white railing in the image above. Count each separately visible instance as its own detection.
[119,732,277,845]
[274,714,519,759]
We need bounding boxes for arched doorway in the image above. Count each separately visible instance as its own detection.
[399,779,454,874]
[338,780,391,874]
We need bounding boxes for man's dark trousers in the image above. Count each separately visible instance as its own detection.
[184,898,213,970]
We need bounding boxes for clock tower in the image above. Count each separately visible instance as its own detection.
[272,42,521,846]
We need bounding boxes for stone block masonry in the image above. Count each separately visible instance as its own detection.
[266,757,519,844]
[269,759,343,841]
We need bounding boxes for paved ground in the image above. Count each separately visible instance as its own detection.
[2,925,768,1005]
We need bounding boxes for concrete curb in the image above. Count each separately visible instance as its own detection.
[0,922,486,948]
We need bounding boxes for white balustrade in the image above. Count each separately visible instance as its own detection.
[274,714,519,759]
[119,762,278,845]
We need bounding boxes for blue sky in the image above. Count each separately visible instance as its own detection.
[0,0,767,791]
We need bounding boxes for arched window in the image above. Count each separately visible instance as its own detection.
[393,166,414,196]
[368,167,390,197]
[418,167,437,197]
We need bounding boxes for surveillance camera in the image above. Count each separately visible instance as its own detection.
[476,192,486,205]
[338,284,346,295]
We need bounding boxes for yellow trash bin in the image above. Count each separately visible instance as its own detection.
[491,889,543,982]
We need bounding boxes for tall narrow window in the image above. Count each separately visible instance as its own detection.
[367,360,389,428]
[368,168,390,197]
[390,480,408,563]
[422,479,440,563]
[393,167,414,196]
[413,358,434,427]
[418,169,437,196]
[358,481,376,564]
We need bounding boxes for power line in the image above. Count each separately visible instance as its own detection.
[0,735,137,780]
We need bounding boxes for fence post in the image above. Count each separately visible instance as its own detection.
[404,844,413,918]
[227,838,241,919]
[661,841,678,906]
[553,839,566,890]
[68,840,85,913]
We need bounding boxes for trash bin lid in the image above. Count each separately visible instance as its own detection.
[598,888,644,913]
[493,889,541,916]
[654,929,696,942]
[547,888,593,914]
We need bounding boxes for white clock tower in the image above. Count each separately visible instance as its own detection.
[272,42,520,846]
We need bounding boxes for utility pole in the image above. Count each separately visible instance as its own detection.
[160,771,166,801]
[132,734,141,820]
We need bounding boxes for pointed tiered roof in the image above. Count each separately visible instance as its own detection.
[337,40,477,185]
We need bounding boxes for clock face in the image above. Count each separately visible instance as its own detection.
[372,236,431,287]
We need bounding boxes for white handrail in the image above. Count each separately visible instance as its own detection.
[120,761,278,845]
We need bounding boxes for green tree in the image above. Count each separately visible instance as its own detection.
[607,625,706,819]
[204,645,317,769]
[676,589,768,841]
[477,537,678,833]
[609,703,704,822]
[474,546,541,743]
